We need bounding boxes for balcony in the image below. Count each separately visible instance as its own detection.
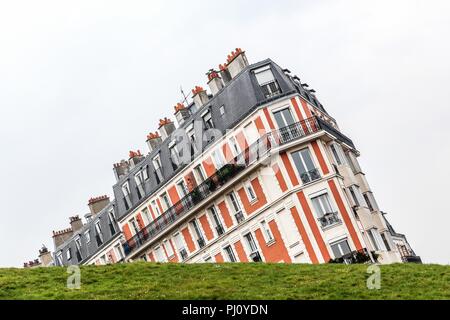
[318,212,341,229]
[122,116,354,258]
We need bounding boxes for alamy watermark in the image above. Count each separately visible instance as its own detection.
[67,265,81,290]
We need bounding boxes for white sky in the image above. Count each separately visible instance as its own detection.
[0,0,449,267]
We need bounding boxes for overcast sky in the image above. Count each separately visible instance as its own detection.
[0,0,449,267]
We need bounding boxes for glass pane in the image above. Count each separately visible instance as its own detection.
[255,69,275,85]
[300,149,315,172]
[312,197,324,217]
[339,240,351,255]
[273,111,287,129]
[291,151,307,175]
[321,194,333,213]
[281,108,295,126]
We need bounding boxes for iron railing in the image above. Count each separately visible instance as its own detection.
[318,212,341,228]
[122,116,345,257]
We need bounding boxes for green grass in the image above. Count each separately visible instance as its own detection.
[0,263,448,300]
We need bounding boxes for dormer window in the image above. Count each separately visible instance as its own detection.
[152,154,163,184]
[169,142,180,171]
[202,110,214,130]
[122,181,132,210]
[254,65,281,98]
[134,170,146,199]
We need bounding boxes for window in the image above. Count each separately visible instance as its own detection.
[66,248,72,261]
[173,233,188,260]
[224,245,237,262]
[164,240,175,258]
[187,125,198,154]
[153,154,163,184]
[95,221,103,246]
[151,200,161,216]
[202,110,214,129]
[194,164,206,183]
[312,193,340,228]
[330,239,352,259]
[141,207,152,225]
[190,219,205,248]
[84,230,91,244]
[260,220,274,243]
[291,148,320,184]
[75,237,82,262]
[56,251,63,265]
[134,171,146,199]
[177,180,189,198]
[229,136,241,156]
[243,232,262,262]
[115,243,125,261]
[154,246,167,262]
[330,143,346,166]
[368,229,387,251]
[219,105,225,116]
[228,192,244,223]
[311,193,334,218]
[129,217,140,235]
[99,255,107,265]
[169,143,180,170]
[363,192,378,212]
[244,181,257,202]
[254,66,280,98]
[212,150,226,169]
[122,181,132,210]
[209,206,225,236]
[161,193,171,211]
[381,233,391,251]
[108,209,117,235]
[348,185,366,208]
[345,151,361,173]
[273,107,295,129]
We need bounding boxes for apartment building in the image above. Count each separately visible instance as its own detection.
[52,196,125,266]
[52,48,419,266]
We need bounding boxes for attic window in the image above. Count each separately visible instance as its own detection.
[254,65,281,98]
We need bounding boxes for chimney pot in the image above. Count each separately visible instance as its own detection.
[158,117,176,140]
[207,70,224,95]
[88,195,110,216]
[192,86,209,109]
[174,103,191,125]
[113,159,130,182]
[146,131,162,152]
[224,48,248,79]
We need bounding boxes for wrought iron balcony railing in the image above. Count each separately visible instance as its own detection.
[318,212,341,228]
[300,168,321,184]
[122,116,353,257]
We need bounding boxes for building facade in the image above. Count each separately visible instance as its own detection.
[52,49,419,266]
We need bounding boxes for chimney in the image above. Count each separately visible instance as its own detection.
[207,70,224,95]
[38,245,53,267]
[174,103,191,126]
[192,86,209,110]
[113,159,130,182]
[219,63,232,84]
[69,215,83,233]
[159,117,176,140]
[88,195,110,216]
[146,131,162,153]
[225,48,249,79]
[129,150,144,168]
[52,228,74,249]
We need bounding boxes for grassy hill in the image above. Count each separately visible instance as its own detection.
[0,263,449,300]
